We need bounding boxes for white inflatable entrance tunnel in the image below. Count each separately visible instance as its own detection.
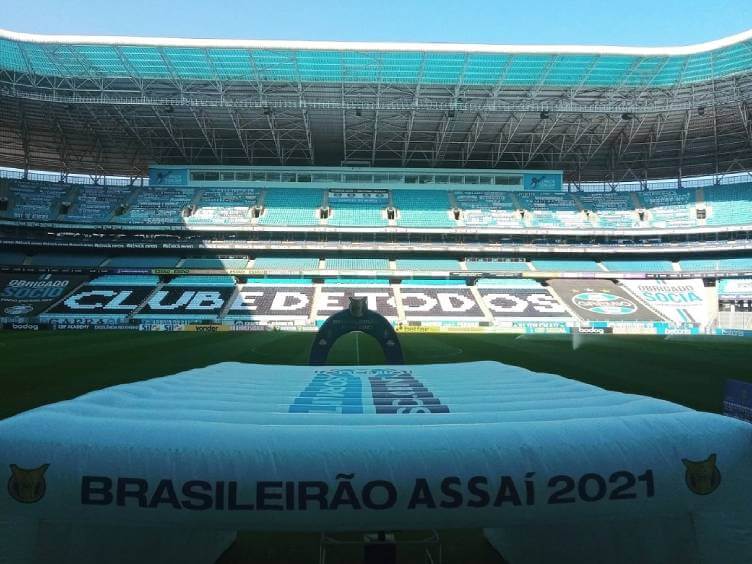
[1,361,750,563]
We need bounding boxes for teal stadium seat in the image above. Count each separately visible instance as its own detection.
[253,257,320,270]
[401,279,466,286]
[704,183,752,226]
[324,257,390,270]
[0,251,27,265]
[476,278,543,288]
[244,277,313,285]
[455,191,522,228]
[396,258,461,271]
[108,256,180,268]
[89,275,160,286]
[167,276,236,286]
[28,254,107,267]
[465,259,530,271]
[321,278,390,285]
[516,193,588,228]
[117,188,194,225]
[578,192,639,229]
[327,191,388,227]
[679,257,752,271]
[532,260,601,272]
[185,188,257,225]
[181,257,249,269]
[258,189,322,226]
[7,181,69,221]
[601,260,674,272]
[639,189,697,228]
[66,184,132,222]
[393,190,454,228]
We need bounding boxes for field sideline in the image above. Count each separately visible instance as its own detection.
[2,330,749,563]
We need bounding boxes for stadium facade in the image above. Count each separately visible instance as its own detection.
[1,29,752,336]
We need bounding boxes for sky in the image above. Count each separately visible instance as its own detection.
[2,0,752,46]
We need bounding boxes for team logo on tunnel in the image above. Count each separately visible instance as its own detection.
[682,454,721,495]
[572,292,637,315]
[7,464,50,504]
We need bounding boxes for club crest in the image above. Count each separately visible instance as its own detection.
[7,464,50,504]
[682,454,721,495]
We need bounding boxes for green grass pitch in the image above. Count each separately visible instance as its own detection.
[1,330,750,563]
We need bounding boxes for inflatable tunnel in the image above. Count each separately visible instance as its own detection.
[1,361,751,563]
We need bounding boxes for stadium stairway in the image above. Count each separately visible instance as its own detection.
[391,284,407,324]
[218,285,240,320]
[469,284,495,322]
[54,184,80,222]
[128,280,165,319]
[308,284,323,325]
[39,276,91,317]
[118,186,143,218]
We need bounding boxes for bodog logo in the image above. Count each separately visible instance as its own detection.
[7,464,50,503]
[682,454,721,495]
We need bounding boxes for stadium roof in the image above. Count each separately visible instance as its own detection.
[1,28,752,181]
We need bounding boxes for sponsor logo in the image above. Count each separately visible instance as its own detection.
[3,304,33,316]
[10,323,39,331]
[232,321,268,332]
[574,327,605,334]
[8,464,50,504]
[187,324,228,332]
[682,454,721,495]
[664,328,693,335]
[572,292,637,315]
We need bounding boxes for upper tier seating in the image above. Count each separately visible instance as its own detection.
[465,259,530,271]
[185,188,257,225]
[531,260,601,272]
[638,189,696,228]
[324,257,391,270]
[5,178,752,232]
[180,257,249,269]
[28,254,107,267]
[679,257,752,271]
[258,189,322,226]
[393,190,454,228]
[6,181,69,221]
[455,191,522,228]
[704,183,752,226]
[107,256,181,268]
[395,258,461,271]
[601,260,674,272]
[117,187,194,224]
[65,184,132,223]
[577,192,639,229]
[516,193,589,228]
[252,257,320,270]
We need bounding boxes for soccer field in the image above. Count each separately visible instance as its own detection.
[2,330,749,563]
[2,330,749,420]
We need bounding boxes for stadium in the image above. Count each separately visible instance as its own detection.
[2,17,752,564]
